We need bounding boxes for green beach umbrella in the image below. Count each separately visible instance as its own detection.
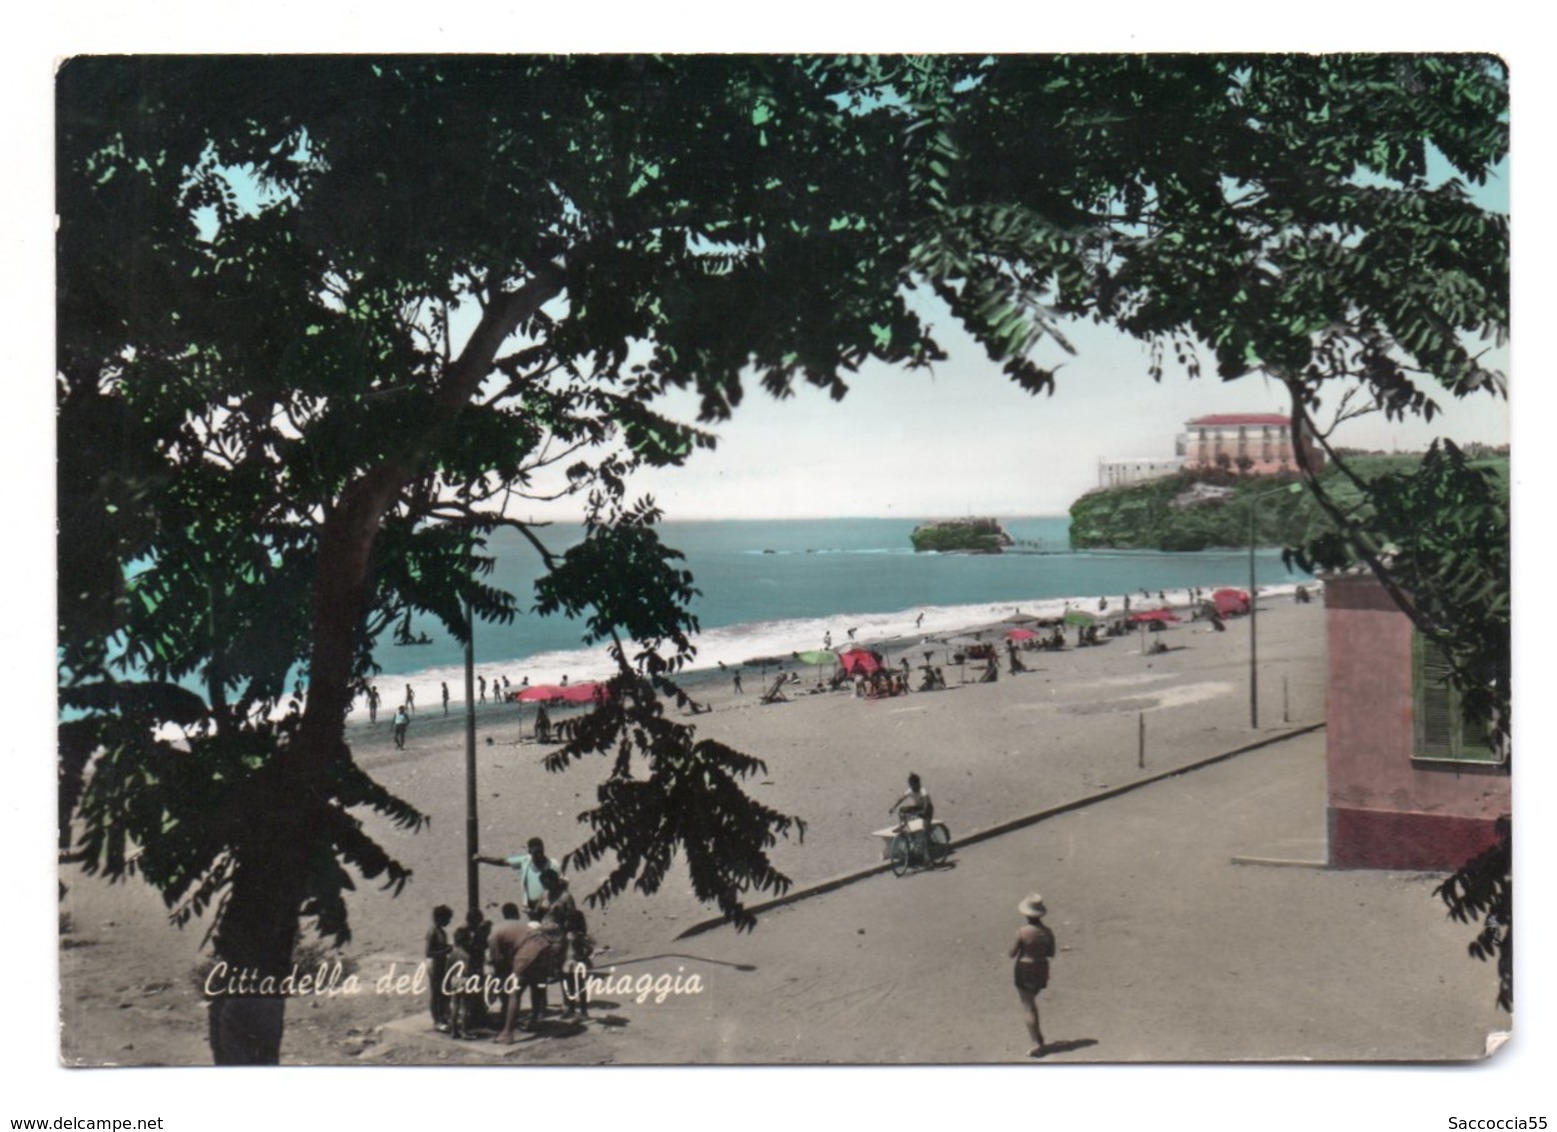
[1062,609,1097,626]
[795,649,838,667]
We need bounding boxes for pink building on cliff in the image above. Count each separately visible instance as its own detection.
[1180,412,1324,476]
[1325,574,1508,869]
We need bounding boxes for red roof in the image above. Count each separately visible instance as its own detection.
[1187,414,1289,427]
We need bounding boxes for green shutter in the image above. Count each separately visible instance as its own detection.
[1413,634,1499,763]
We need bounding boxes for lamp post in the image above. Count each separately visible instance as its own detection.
[1248,481,1305,729]
[460,524,482,919]
[464,592,479,916]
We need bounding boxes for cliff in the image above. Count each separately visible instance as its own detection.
[1065,456,1486,551]
[1068,471,1319,551]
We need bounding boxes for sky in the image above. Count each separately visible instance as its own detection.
[510,101,1515,525]
[606,302,1511,522]
[9,13,1547,1131]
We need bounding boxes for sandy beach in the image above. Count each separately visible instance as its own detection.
[61,590,1503,1067]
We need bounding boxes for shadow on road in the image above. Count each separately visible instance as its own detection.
[1037,1038,1098,1057]
[605,952,759,973]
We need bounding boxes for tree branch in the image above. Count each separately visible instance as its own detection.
[1284,380,1438,638]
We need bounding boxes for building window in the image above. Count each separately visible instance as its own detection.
[1412,634,1499,764]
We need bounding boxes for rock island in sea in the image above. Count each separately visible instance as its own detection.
[909,516,1013,554]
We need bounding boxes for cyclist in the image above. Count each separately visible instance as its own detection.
[887,773,937,866]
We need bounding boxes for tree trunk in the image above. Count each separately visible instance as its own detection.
[205,273,564,1064]
[207,790,315,1064]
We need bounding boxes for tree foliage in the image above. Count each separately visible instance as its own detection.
[57,54,1510,1060]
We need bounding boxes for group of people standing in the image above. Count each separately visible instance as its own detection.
[425,837,593,1042]
[426,796,1061,1059]
[363,671,554,752]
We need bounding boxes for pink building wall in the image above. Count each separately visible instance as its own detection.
[1325,575,1509,869]
[1181,413,1325,476]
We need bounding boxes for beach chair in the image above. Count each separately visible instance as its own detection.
[759,675,789,704]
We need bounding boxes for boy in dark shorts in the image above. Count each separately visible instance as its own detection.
[425,904,454,1032]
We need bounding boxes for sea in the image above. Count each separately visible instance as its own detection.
[378,516,1310,710]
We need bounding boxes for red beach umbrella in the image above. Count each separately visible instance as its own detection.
[516,684,564,702]
[838,648,884,676]
[1005,628,1039,641]
[1212,588,1250,616]
[516,682,609,704]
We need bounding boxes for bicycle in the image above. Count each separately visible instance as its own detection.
[883,814,952,876]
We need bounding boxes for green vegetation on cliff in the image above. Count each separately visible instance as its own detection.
[911,517,1013,553]
[1069,456,1506,552]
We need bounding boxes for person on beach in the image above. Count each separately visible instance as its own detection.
[455,908,492,1033]
[733,671,743,695]
[1007,640,1029,674]
[523,869,579,1025]
[475,837,556,917]
[478,675,487,704]
[847,627,857,641]
[448,925,479,1038]
[487,903,540,1042]
[560,907,597,1021]
[441,682,450,715]
[367,685,380,723]
[404,684,415,714]
[888,773,936,862]
[915,612,924,629]
[1011,894,1057,1057]
[823,631,832,649]
[560,674,569,687]
[425,904,454,1032]
[534,705,551,743]
[489,875,575,1041]
[392,705,410,749]
[535,870,578,936]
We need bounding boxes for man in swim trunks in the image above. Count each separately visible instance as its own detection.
[487,903,552,1043]
[1011,893,1058,1057]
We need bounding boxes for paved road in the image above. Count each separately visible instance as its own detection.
[383,728,1508,1064]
